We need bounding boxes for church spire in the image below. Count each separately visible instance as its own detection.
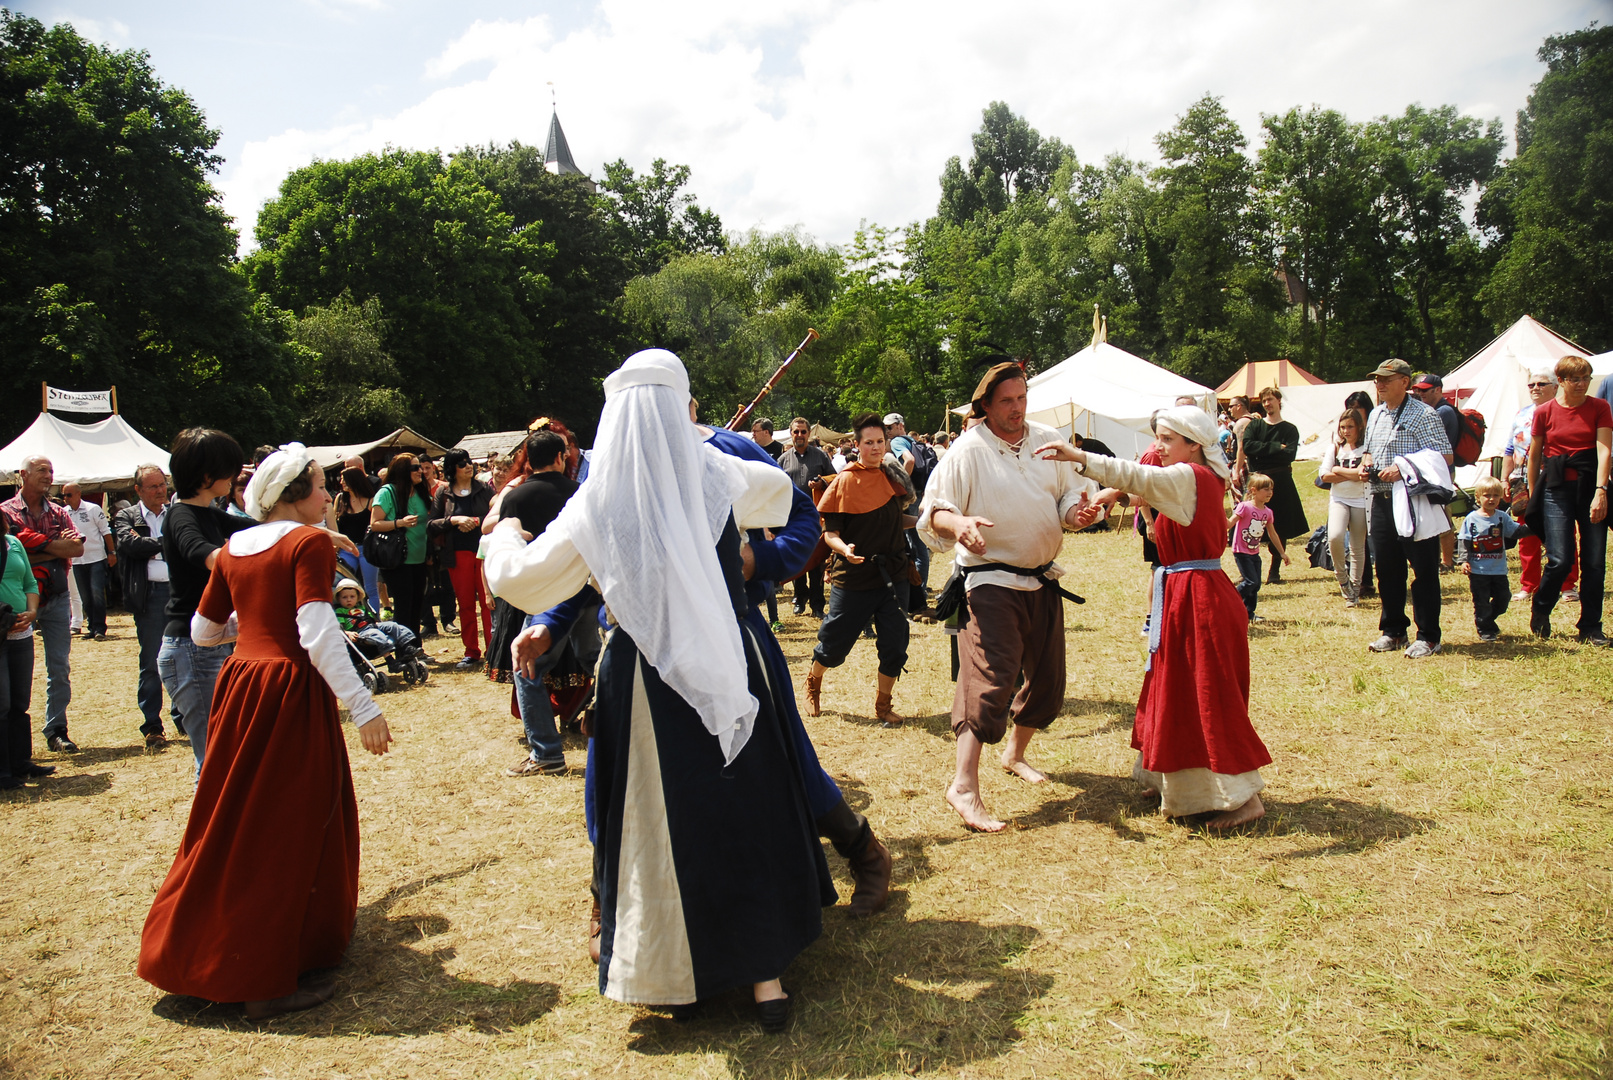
[543,108,582,177]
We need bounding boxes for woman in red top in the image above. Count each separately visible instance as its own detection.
[1526,354,1613,643]
[1037,406,1270,829]
[138,445,394,1019]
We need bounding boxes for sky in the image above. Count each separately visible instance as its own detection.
[31,0,1612,254]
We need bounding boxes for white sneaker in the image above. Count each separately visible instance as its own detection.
[1403,640,1442,659]
[1564,590,1581,603]
[1512,589,1531,601]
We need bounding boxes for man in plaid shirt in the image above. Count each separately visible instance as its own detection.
[1360,359,1454,658]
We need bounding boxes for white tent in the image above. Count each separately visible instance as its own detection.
[305,427,451,470]
[1442,315,1591,467]
[1019,342,1216,458]
[1281,381,1376,461]
[0,413,171,489]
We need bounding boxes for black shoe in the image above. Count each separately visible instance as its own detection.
[19,763,55,778]
[1531,616,1551,639]
[1577,632,1610,647]
[791,603,807,616]
[757,994,791,1033]
[668,1001,702,1023]
[47,735,79,754]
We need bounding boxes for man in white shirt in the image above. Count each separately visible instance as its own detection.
[113,465,178,748]
[62,483,114,640]
[919,361,1097,832]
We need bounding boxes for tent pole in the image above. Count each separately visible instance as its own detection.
[111,386,118,414]
[41,382,47,414]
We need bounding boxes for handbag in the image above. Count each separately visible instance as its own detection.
[363,525,407,569]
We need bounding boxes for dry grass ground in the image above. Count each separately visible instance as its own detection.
[2,466,1610,1079]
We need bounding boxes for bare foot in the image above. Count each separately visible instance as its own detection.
[1000,753,1047,784]
[1205,792,1265,831]
[946,783,1007,832]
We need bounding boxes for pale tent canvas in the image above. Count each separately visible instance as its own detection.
[0,412,171,488]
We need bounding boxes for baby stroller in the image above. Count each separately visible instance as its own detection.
[333,575,429,693]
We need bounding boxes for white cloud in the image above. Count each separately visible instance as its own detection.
[218,0,1600,252]
[55,13,131,46]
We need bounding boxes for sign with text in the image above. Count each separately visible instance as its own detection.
[46,386,113,413]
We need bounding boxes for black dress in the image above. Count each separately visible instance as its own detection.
[1242,418,1309,541]
[593,517,834,1004]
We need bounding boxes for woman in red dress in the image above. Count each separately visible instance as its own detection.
[139,445,394,1019]
[1037,406,1270,829]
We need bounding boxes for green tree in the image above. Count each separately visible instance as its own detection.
[1480,23,1613,349]
[288,294,409,443]
[1151,95,1283,383]
[937,101,1070,225]
[600,158,726,277]
[1257,106,1371,377]
[622,229,839,426]
[243,149,554,441]
[0,11,297,449]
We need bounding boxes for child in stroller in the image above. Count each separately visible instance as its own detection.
[334,577,428,691]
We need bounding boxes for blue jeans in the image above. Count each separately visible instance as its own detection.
[338,552,382,609]
[516,618,567,765]
[33,598,71,740]
[1,634,35,776]
[353,623,416,659]
[1233,552,1262,616]
[132,582,174,735]
[72,561,108,636]
[157,634,232,769]
[1535,484,1607,636]
[906,527,931,602]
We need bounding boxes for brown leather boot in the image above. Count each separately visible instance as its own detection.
[875,673,901,727]
[846,834,892,917]
[588,899,602,964]
[804,666,823,717]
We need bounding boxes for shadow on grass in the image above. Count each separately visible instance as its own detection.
[1257,795,1435,857]
[6,771,113,801]
[57,743,149,766]
[624,897,1050,1078]
[151,862,561,1036]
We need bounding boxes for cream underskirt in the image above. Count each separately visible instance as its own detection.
[1133,754,1265,817]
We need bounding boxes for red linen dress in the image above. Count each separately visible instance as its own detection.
[1133,464,1272,778]
[139,527,361,1002]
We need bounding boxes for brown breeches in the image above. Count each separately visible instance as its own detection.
[951,583,1065,744]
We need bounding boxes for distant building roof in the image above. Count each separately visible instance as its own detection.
[544,110,582,176]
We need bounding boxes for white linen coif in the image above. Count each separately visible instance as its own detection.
[244,443,315,521]
[561,349,759,764]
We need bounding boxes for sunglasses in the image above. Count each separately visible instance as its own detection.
[410,466,423,472]
[1527,382,1552,388]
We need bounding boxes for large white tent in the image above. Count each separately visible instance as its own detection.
[1018,342,1216,458]
[1280,381,1377,461]
[1442,315,1591,466]
[0,412,170,489]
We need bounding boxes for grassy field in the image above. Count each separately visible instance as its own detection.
[2,465,1610,1079]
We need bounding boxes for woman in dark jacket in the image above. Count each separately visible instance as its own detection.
[1236,386,1308,584]
[429,449,495,670]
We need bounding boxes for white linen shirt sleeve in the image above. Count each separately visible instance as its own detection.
[296,601,383,726]
[727,456,794,530]
[190,611,238,646]
[1080,456,1202,527]
[916,445,968,554]
[484,520,592,618]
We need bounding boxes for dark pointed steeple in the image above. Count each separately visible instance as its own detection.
[543,108,582,177]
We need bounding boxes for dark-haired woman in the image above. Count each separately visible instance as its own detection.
[803,414,913,727]
[429,449,494,670]
[140,445,392,1020]
[329,467,381,603]
[158,428,258,772]
[371,453,431,641]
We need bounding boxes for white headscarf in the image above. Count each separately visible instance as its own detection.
[561,349,759,764]
[244,443,314,521]
[1154,406,1230,481]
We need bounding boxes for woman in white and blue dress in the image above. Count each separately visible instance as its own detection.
[485,349,834,1032]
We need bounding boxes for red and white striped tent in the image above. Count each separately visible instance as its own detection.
[1215,359,1327,399]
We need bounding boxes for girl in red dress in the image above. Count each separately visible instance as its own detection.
[139,445,394,1019]
[1037,407,1270,829]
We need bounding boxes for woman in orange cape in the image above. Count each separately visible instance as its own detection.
[803,413,915,726]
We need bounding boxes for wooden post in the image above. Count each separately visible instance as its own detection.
[41,382,48,413]
[110,386,118,414]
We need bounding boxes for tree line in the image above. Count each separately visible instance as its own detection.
[2,9,1608,450]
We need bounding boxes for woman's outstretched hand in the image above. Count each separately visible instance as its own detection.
[840,543,865,565]
[1034,441,1083,464]
[360,716,393,756]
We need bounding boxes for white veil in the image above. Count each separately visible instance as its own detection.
[559,349,759,763]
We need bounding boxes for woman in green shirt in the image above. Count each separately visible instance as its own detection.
[370,452,432,640]
[1,512,44,788]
